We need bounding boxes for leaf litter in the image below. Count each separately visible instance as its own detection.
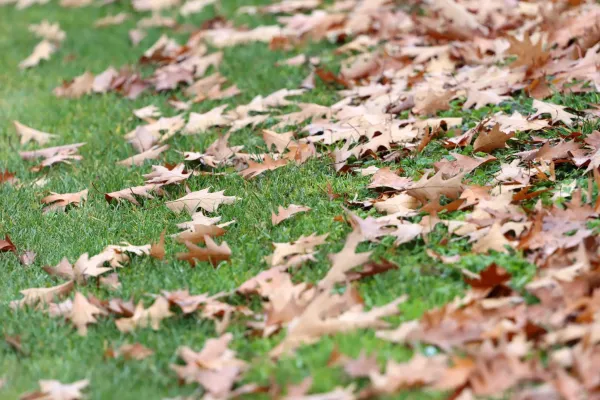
[7,0,600,397]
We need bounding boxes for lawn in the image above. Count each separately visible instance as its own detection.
[1,0,600,399]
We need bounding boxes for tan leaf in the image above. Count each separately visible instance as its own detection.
[72,252,113,283]
[473,124,515,154]
[374,194,419,216]
[41,189,88,213]
[10,280,74,309]
[13,121,57,145]
[176,237,231,267]
[472,223,512,254]
[319,231,372,289]
[412,90,454,115]
[462,90,509,110]
[263,130,294,153]
[240,156,288,179]
[170,333,246,399]
[129,29,147,46]
[115,297,173,333]
[117,145,169,167]
[270,233,328,266]
[94,12,129,27]
[19,250,37,266]
[118,343,154,360]
[434,154,496,177]
[272,204,311,225]
[491,112,548,133]
[68,292,105,336]
[183,105,230,134]
[531,100,577,126]
[54,71,95,98]
[21,379,89,400]
[166,188,237,214]
[133,105,161,120]
[143,164,190,185]
[180,0,216,16]
[99,273,121,291]
[28,21,66,43]
[406,171,465,203]
[105,184,160,206]
[150,229,166,260]
[176,224,226,244]
[19,40,56,69]
[368,168,413,191]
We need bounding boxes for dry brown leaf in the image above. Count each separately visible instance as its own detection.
[94,12,129,27]
[54,71,94,98]
[170,333,246,398]
[406,171,465,203]
[41,189,88,213]
[1,235,17,253]
[19,40,56,69]
[263,129,294,153]
[473,124,515,153]
[105,184,160,206]
[118,343,154,360]
[270,233,328,266]
[143,164,190,185]
[68,292,105,336]
[117,145,169,167]
[166,188,237,214]
[176,224,226,244]
[115,297,173,333]
[176,237,231,267]
[19,251,37,266]
[28,21,66,43]
[491,112,549,133]
[434,154,496,177]
[272,204,311,225]
[129,29,147,46]
[531,100,577,126]
[472,223,512,254]
[10,280,74,309]
[319,231,372,288]
[240,156,288,179]
[13,121,57,145]
[183,105,230,134]
[150,229,166,260]
[21,379,89,400]
[99,273,121,291]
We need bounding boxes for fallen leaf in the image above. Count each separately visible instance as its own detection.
[150,229,166,260]
[473,124,515,153]
[240,156,288,179]
[272,204,311,225]
[176,237,231,267]
[68,292,105,336]
[19,251,37,266]
[94,12,129,27]
[115,297,173,333]
[19,40,56,69]
[270,233,328,266]
[166,188,237,214]
[117,145,169,167]
[21,379,89,400]
[105,184,161,206]
[41,189,88,213]
[10,280,74,309]
[99,273,121,291]
[54,71,95,98]
[13,121,56,145]
[531,99,577,126]
[0,235,17,253]
[118,343,154,360]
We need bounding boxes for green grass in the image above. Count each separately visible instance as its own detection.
[0,1,593,399]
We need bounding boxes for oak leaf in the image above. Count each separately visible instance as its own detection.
[41,189,88,213]
[0,235,17,253]
[272,204,311,225]
[143,164,190,185]
[183,105,230,134]
[170,333,246,399]
[68,292,105,336]
[54,71,94,98]
[491,112,548,133]
[176,224,226,244]
[240,156,288,179]
[117,343,154,360]
[166,188,237,214]
[319,231,372,289]
[434,154,496,177]
[531,100,577,126]
[472,223,512,254]
[13,121,56,145]
[263,129,294,153]
[28,20,65,43]
[19,40,56,69]
[21,379,89,400]
[105,184,161,206]
[115,297,173,333]
[117,144,169,167]
[406,171,465,203]
[150,229,166,260]
[270,233,328,266]
[94,12,129,27]
[10,280,74,309]
[368,168,413,191]
[176,237,231,267]
[473,124,515,153]
[99,273,121,291]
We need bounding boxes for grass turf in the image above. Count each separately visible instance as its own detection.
[0,1,595,399]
